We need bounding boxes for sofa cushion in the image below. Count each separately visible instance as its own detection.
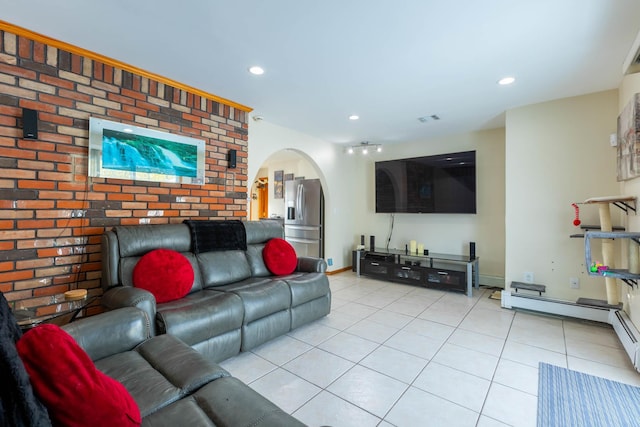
[156,291,244,346]
[263,238,297,275]
[16,324,141,427]
[133,249,194,303]
[286,273,331,306]
[245,244,271,277]
[215,279,291,322]
[198,250,252,287]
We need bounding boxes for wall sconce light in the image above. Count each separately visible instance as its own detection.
[346,141,382,155]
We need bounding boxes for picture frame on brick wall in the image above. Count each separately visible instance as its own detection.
[88,118,206,185]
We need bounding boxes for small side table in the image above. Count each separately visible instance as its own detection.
[14,292,95,331]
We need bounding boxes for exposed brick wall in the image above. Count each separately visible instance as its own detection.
[0,30,248,315]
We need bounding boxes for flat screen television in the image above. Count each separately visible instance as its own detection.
[375,150,476,214]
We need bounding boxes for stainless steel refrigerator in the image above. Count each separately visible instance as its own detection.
[284,178,324,258]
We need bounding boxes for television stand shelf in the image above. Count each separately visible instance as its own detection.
[353,248,479,297]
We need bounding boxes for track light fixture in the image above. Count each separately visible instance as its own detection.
[346,141,382,155]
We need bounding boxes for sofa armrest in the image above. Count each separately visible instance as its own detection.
[296,256,327,273]
[62,307,151,361]
[102,286,157,335]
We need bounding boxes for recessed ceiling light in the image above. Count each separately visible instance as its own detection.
[348,115,359,121]
[498,76,515,85]
[248,66,264,75]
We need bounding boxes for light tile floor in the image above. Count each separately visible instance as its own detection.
[220,272,640,427]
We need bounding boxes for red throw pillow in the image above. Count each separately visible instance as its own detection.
[132,249,194,303]
[16,324,141,427]
[263,238,298,275]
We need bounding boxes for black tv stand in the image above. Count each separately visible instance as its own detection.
[353,248,480,297]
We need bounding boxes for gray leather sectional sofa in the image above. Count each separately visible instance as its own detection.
[100,219,331,362]
[62,306,306,426]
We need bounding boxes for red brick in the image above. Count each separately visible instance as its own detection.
[0,105,21,116]
[18,219,54,230]
[92,183,121,193]
[38,151,70,163]
[107,193,134,201]
[104,65,114,84]
[33,41,45,63]
[38,93,75,108]
[0,270,33,283]
[39,74,75,90]
[0,126,20,138]
[16,200,54,209]
[94,62,103,80]
[135,100,161,112]
[122,186,148,194]
[107,92,135,106]
[56,200,88,209]
[122,104,147,116]
[0,241,15,251]
[38,112,74,126]
[18,180,55,190]
[16,257,53,270]
[107,110,134,121]
[2,147,37,160]
[38,171,72,182]
[0,63,36,79]
[18,99,56,113]
[0,262,14,272]
[71,54,81,74]
[0,169,35,179]
[132,75,141,92]
[59,88,91,102]
[121,88,146,101]
[33,284,68,297]
[0,116,16,127]
[58,182,88,191]
[158,121,180,132]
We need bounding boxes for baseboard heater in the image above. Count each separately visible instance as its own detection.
[609,309,640,372]
[501,291,611,323]
[502,291,640,372]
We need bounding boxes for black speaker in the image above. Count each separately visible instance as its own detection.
[360,235,365,245]
[369,236,375,251]
[227,149,237,169]
[470,242,476,260]
[22,108,38,140]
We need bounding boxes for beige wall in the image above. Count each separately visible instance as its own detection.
[505,90,620,300]
[619,72,640,327]
[356,128,506,281]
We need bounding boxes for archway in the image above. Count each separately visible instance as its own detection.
[249,149,327,258]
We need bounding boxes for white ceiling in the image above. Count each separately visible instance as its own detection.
[3,0,640,146]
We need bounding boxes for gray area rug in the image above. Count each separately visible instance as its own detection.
[538,362,640,427]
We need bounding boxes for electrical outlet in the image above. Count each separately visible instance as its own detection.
[524,272,534,283]
[327,258,333,266]
[570,277,580,289]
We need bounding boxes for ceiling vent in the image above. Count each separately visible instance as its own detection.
[417,115,440,123]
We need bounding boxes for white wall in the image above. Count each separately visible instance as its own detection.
[354,128,506,281]
[248,120,365,270]
[619,72,640,327]
[505,90,620,300]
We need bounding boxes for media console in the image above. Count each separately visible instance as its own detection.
[352,249,479,297]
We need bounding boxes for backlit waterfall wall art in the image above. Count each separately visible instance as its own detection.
[88,118,205,184]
